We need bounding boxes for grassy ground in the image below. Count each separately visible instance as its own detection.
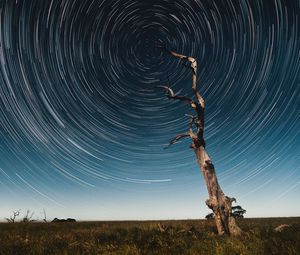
[0,217,299,255]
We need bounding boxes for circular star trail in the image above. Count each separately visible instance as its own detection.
[0,0,299,216]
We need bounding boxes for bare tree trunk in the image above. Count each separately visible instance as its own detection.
[194,146,242,236]
[158,47,242,236]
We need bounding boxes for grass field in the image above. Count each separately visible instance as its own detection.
[0,217,299,255]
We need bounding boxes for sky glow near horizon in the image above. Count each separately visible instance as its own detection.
[0,0,300,221]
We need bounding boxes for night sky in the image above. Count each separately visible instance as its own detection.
[0,0,299,221]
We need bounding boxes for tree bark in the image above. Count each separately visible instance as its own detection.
[160,48,242,236]
[194,146,242,236]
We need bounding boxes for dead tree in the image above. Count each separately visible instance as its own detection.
[42,208,47,223]
[5,209,20,223]
[22,209,35,222]
[157,47,242,236]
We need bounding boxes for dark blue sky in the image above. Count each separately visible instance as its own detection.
[0,0,299,221]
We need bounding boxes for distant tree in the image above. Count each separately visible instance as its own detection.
[5,209,20,223]
[156,45,242,236]
[205,205,246,220]
[232,206,246,219]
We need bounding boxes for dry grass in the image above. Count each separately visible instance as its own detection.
[0,217,299,254]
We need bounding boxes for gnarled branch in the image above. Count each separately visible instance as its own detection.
[167,50,205,109]
[164,133,190,149]
[156,85,193,104]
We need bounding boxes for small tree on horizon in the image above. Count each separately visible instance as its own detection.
[5,209,20,223]
[206,205,246,220]
[232,206,246,219]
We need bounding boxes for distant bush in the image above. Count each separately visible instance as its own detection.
[52,218,76,222]
[205,213,214,220]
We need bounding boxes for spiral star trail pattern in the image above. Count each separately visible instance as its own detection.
[0,0,299,220]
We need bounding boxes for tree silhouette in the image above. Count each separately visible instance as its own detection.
[157,46,242,236]
[205,213,214,220]
[206,205,246,220]
[232,206,246,219]
[22,209,35,222]
[5,209,20,223]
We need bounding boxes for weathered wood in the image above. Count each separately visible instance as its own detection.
[160,48,242,236]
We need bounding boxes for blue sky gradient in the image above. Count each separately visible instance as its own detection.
[0,0,300,221]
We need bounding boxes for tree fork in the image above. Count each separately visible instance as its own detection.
[159,47,242,236]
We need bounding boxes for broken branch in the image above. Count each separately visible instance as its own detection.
[164,133,190,149]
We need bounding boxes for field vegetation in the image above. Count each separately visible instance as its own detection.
[0,217,299,255]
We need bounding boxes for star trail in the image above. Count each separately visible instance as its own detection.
[0,0,299,220]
